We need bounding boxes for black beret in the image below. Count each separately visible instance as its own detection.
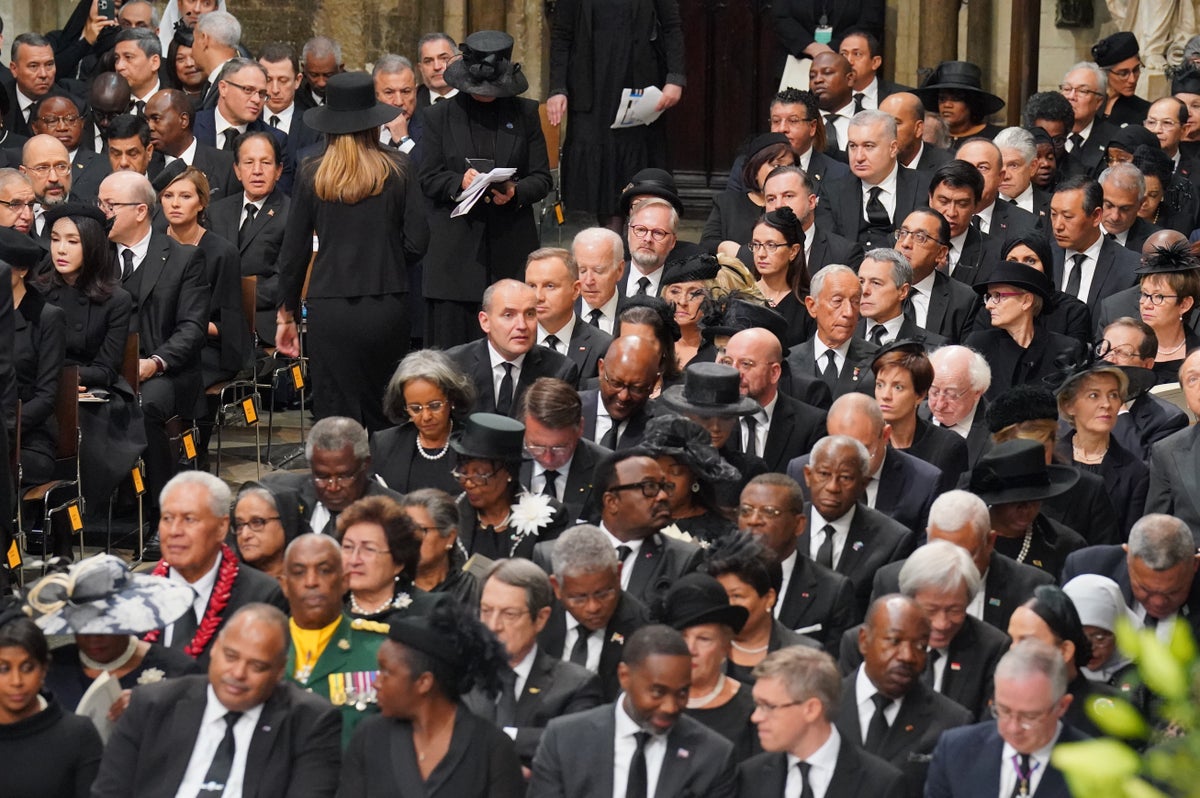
[986,383,1060,432]
[1091,31,1139,68]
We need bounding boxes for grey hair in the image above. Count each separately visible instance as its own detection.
[160,470,232,518]
[1098,162,1146,202]
[930,345,992,393]
[848,109,898,140]
[236,485,278,512]
[992,127,1036,165]
[1066,61,1108,96]
[809,263,858,301]
[995,638,1069,700]
[305,416,370,461]
[862,248,912,289]
[120,0,161,27]
[217,57,267,85]
[811,434,870,477]
[381,348,476,425]
[373,53,413,78]
[301,35,342,65]
[629,197,679,231]
[752,645,842,720]
[551,524,620,578]
[1127,514,1196,570]
[485,557,555,615]
[399,488,459,538]
[573,227,625,269]
[0,168,32,194]
[116,27,162,58]
[417,32,458,54]
[927,489,991,546]
[195,11,241,49]
[899,539,982,602]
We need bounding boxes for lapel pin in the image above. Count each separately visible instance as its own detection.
[267,209,275,217]
[676,748,690,759]
[611,633,625,645]
[261,725,272,732]
[988,597,1001,606]
[904,725,914,732]
[338,639,350,650]
[950,662,962,671]
[852,541,864,551]
[528,687,541,694]
[505,122,514,129]
[801,592,810,598]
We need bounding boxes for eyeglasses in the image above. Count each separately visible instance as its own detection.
[524,443,573,458]
[340,542,387,558]
[312,466,365,488]
[927,386,969,402]
[406,400,447,415]
[0,199,37,211]
[1106,64,1142,80]
[479,606,530,625]
[25,163,71,177]
[990,703,1057,729]
[96,198,142,213]
[562,587,617,607]
[983,291,1026,305]
[753,699,803,714]
[412,525,443,537]
[1139,291,1179,305]
[748,241,788,253]
[1144,118,1180,130]
[1096,340,1142,361]
[600,369,656,399]
[1059,83,1104,98]
[1085,630,1115,645]
[223,79,270,101]
[628,224,673,242]
[606,480,674,498]
[36,114,82,127]
[234,516,281,532]
[737,504,789,519]
[894,228,944,246]
[451,468,499,485]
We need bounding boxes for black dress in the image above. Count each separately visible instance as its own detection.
[685,682,761,763]
[45,643,202,711]
[991,513,1087,578]
[369,424,460,495]
[0,697,102,798]
[14,289,66,487]
[1150,328,1200,385]
[700,193,765,255]
[768,291,816,347]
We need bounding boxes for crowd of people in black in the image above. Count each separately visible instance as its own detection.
[0,0,1199,796]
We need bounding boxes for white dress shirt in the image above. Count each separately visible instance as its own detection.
[487,342,526,406]
[812,338,852,380]
[975,201,995,236]
[967,566,988,620]
[1067,121,1094,152]
[775,549,798,619]
[429,87,459,103]
[740,393,775,457]
[829,100,855,147]
[164,554,219,648]
[602,522,643,590]
[947,230,969,274]
[784,726,841,798]
[862,164,899,224]
[613,698,668,798]
[1004,184,1036,215]
[174,686,265,798]
[563,616,603,672]
[1062,235,1104,301]
[909,272,936,329]
[934,403,977,439]
[132,82,162,111]
[808,506,855,567]
[538,315,576,353]
[214,108,247,142]
[854,665,903,741]
[865,450,886,508]
[624,264,665,298]
[583,292,620,335]
[929,646,949,691]
[266,103,295,132]
[998,726,1061,798]
[239,195,267,227]
[865,314,904,346]
[164,136,200,167]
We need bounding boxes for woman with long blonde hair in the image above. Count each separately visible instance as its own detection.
[275,73,429,430]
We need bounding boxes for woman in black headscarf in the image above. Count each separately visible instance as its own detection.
[232,480,313,583]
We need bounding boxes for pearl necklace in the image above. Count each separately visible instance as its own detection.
[687,672,727,708]
[79,635,138,672]
[349,592,406,615]
[416,421,452,461]
[1015,525,1033,564]
[731,639,769,654]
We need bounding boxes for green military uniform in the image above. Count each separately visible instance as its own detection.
[286,612,387,748]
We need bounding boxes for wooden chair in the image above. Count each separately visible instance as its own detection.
[537,102,565,244]
[106,333,148,558]
[205,275,263,477]
[20,365,83,568]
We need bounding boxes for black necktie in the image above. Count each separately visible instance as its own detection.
[496,362,514,415]
[824,113,839,148]
[222,129,239,151]
[588,308,603,328]
[495,668,518,728]
[120,248,135,281]
[1008,197,1019,206]
[971,214,983,233]
[1010,753,1033,798]
[923,648,941,689]
[1105,232,1116,241]
[797,761,815,798]
[866,186,890,228]
[1065,253,1086,298]
[869,324,887,346]
[197,711,243,797]
[616,544,632,564]
[600,421,620,450]
[569,628,591,666]
[635,276,650,296]
[816,524,835,568]
[544,334,561,352]
[1069,132,1084,152]
[864,693,892,750]
[134,100,145,116]
[541,469,560,499]
[854,92,866,114]
[818,350,838,384]
[269,115,280,128]
[744,416,758,458]
[171,599,198,650]
[387,136,403,149]
[238,203,258,247]
[626,731,651,798]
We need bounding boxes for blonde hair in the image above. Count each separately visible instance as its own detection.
[992,419,1058,447]
[312,129,402,204]
[163,165,211,210]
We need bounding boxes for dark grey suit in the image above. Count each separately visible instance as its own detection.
[1062,544,1200,637]
[69,147,110,202]
[808,224,865,272]
[550,317,611,385]
[735,736,904,798]
[823,166,926,250]
[536,591,650,702]
[447,339,580,419]
[786,336,879,401]
[580,389,655,450]
[1146,425,1200,544]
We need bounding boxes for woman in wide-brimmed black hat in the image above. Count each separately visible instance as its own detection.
[640,414,740,546]
[963,260,1086,401]
[916,61,1005,150]
[274,71,429,431]
[450,413,568,561]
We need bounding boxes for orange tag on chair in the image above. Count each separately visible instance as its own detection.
[242,397,259,425]
[290,364,305,390]
[6,540,21,569]
[182,431,197,460]
[131,466,145,495]
[67,502,83,531]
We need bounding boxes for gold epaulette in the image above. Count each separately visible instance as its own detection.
[350,618,389,634]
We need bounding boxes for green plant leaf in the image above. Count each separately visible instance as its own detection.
[1121,776,1171,798]
[1137,630,1189,702]
[1085,694,1149,740]
[1167,618,1197,666]
[1053,739,1141,795]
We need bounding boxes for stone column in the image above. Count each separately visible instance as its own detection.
[919,0,959,72]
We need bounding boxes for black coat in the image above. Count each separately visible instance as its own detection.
[917,400,992,469]
[774,551,858,652]
[1055,430,1148,541]
[808,223,865,273]
[964,326,1086,402]
[1063,544,1200,636]
[925,721,1088,798]
[904,415,969,494]
[801,502,915,611]
[556,317,611,386]
[1064,119,1120,179]
[368,424,459,496]
[197,231,252,377]
[416,94,552,301]
[734,391,826,474]
[700,191,763,254]
[14,290,66,467]
[1146,424,1200,544]
[537,591,650,701]
[736,738,903,798]
[41,282,131,390]
[446,338,580,419]
[914,270,978,344]
[207,188,290,345]
[1112,391,1188,462]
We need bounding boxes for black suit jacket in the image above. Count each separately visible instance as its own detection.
[163,563,287,666]
[914,144,952,172]
[925,721,1087,798]
[856,316,949,349]
[69,146,110,202]
[537,591,650,701]
[836,673,973,798]
[207,188,290,343]
[1147,425,1200,544]
[946,226,1006,288]
[987,198,1041,240]
[447,338,580,418]
[556,317,611,385]
[1121,216,1163,253]
[520,437,611,523]
[1114,392,1189,462]
[824,167,925,250]
[192,111,291,193]
[92,675,341,798]
[580,388,655,450]
[1050,238,1140,312]
[261,470,404,536]
[906,416,969,494]
[1064,119,1120,178]
[801,502,915,611]
[917,401,992,469]
[807,224,865,272]
[786,336,878,400]
[147,140,241,204]
[743,391,826,473]
[530,704,737,798]
[1094,282,1200,338]
[462,649,603,762]
[774,550,858,651]
[625,530,706,608]
[735,736,904,798]
[1063,544,1200,636]
[914,270,978,344]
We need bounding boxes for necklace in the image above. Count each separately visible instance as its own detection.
[79,636,138,672]
[416,421,452,461]
[478,510,512,531]
[1159,338,1186,356]
[731,639,769,654]
[1015,524,1033,564]
[349,590,413,616]
[1072,441,1108,462]
[687,672,727,708]
[757,281,789,306]
[143,544,239,657]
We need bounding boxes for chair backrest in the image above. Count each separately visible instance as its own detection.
[121,332,140,394]
[240,275,257,338]
[55,365,80,459]
[539,103,561,171]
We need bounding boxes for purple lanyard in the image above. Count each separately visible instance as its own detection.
[1012,754,1039,796]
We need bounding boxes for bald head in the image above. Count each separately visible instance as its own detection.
[89,73,132,136]
[723,327,783,405]
[879,92,926,165]
[826,393,888,474]
[598,336,661,420]
[1143,229,1188,255]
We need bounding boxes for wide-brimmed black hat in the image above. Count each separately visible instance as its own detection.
[1173,65,1200,96]
[1092,31,1140,68]
[1135,241,1200,275]
[701,298,792,356]
[0,226,47,268]
[1107,125,1159,154]
[870,339,930,373]
[658,572,748,633]
[973,260,1053,303]
[640,414,741,483]
[304,72,401,135]
[443,30,529,99]
[619,168,684,216]
[1053,361,1132,404]
[451,412,526,460]
[916,61,1005,116]
[969,439,1078,505]
[660,363,760,417]
[43,202,109,230]
[661,253,721,287]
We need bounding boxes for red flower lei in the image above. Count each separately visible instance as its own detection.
[142,543,239,658]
